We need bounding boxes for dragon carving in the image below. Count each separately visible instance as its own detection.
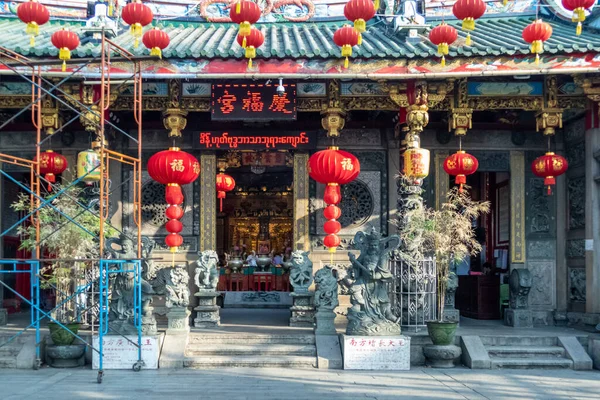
[199,0,314,23]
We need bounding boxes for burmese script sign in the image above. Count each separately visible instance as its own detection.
[197,131,316,150]
[211,83,297,120]
[92,335,159,370]
[342,335,411,370]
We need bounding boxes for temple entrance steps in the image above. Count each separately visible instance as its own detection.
[183,332,318,368]
[477,335,592,370]
[0,334,26,368]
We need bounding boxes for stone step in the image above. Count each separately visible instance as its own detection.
[0,346,21,356]
[490,357,573,369]
[0,356,17,369]
[183,355,317,369]
[188,333,316,345]
[480,336,558,347]
[186,344,317,357]
[486,346,565,358]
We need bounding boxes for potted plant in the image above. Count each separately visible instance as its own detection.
[12,183,116,354]
[397,179,489,346]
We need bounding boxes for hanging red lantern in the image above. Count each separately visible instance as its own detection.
[230,0,261,47]
[17,0,49,47]
[142,27,170,58]
[333,25,360,69]
[429,22,457,67]
[531,152,568,195]
[324,220,342,235]
[237,27,264,68]
[148,147,200,252]
[35,150,68,191]
[443,150,479,192]
[344,0,376,45]
[121,0,154,47]
[323,234,341,252]
[522,19,552,65]
[216,172,236,212]
[323,205,342,220]
[51,29,80,72]
[452,0,486,46]
[562,0,595,35]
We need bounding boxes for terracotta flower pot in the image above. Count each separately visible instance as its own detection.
[426,321,458,346]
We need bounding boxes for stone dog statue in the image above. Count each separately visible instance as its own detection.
[314,266,339,311]
[193,250,219,291]
[289,250,313,293]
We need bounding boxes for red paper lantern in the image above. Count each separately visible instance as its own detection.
[309,147,360,185]
[324,185,341,205]
[165,219,183,234]
[216,173,236,212]
[562,0,595,35]
[237,27,264,68]
[17,0,49,47]
[443,150,479,192]
[121,0,154,47]
[142,27,170,58]
[51,29,80,72]
[324,220,342,235]
[165,233,183,252]
[323,205,342,220]
[532,152,568,195]
[333,25,360,68]
[522,19,552,65]
[230,0,261,46]
[344,0,376,44]
[452,0,486,46]
[166,205,184,220]
[323,234,341,252]
[35,150,68,191]
[429,22,457,67]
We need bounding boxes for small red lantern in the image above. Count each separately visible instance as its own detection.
[51,29,80,72]
[429,22,457,67]
[121,0,154,47]
[17,0,49,47]
[562,0,595,35]
[35,150,68,191]
[165,219,183,234]
[344,0,376,45]
[323,234,341,252]
[443,150,479,192]
[165,233,183,252]
[452,0,486,46]
[236,27,264,68]
[522,19,552,65]
[142,28,170,58]
[230,0,261,47]
[323,205,342,220]
[166,205,184,220]
[216,173,236,212]
[532,152,568,195]
[333,25,360,68]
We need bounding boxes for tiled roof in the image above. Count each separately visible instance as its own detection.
[1,16,600,61]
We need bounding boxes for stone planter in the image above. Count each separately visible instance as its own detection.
[48,322,80,346]
[46,344,86,368]
[426,321,457,346]
[423,344,462,368]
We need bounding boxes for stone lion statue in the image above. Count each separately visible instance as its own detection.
[193,250,219,291]
[289,250,313,293]
[314,266,339,311]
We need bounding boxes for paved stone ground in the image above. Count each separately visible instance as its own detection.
[0,367,598,399]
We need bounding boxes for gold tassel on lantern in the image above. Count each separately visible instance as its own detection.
[245,46,256,68]
[239,21,251,37]
[236,1,241,13]
[466,33,472,46]
[462,17,475,31]
[354,18,366,33]
[357,33,362,46]
[374,0,379,10]
[503,0,507,5]
[26,22,39,47]
[150,47,162,58]
[59,48,71,72]
[576,21,582,36]
[130,23,142,47]
[341,44,352,68]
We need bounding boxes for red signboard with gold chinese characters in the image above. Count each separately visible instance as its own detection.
[211,83,296,120]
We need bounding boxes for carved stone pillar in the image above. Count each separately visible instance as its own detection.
[293,153,310,251]
[200,153,217,252]
[163,109,188,138]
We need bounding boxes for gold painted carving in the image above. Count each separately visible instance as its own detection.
[321,107,346,138]
[163,108,188,138]
[297,98,324,112]
[535,108,563,136]
[449,107,473,136]
[341,96,398,110]
[467,97,543,111]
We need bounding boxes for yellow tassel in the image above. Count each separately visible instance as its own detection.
[26,22,39,36]
[62,60,66,72]
[576,22,582,36]
[462,18,475,31]
[441,55,446,67]
[357,33,362,46]
[109,4,113,16]
[248,58,252,69]
[240,21,251,37]
[576,8,585,22]
[374,0,379,10]
[236,1,241,13]
[535,53,540,65]
[134,38,140,48]
[354,19,366,33]
[150,47,162,58]
[30,36,35,47]
[344,57,349,69]
[242,36,247,48]
[466,33,471,46]
[170,246,178,253]
[503,0,507,4]
[328,246,336,253]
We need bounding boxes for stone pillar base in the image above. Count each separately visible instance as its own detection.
[505,309,532,327]
[167,307,191,334]
[0,308,7,326]
[194,291,220,328]
[46,344,86,368]
[315,309,337,335]
[423,344,462,368]
[442,308,460,324]
[289,292,315,327]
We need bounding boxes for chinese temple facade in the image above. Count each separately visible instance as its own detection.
[1,0,600,333]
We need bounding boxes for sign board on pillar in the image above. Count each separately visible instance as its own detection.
[341,335,411,370]
[92,335,160,370]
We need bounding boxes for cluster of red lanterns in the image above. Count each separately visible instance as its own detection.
[230,1,264,68]
[16,0,49,47]
[121,0,154,48]
[429,22,457,67]
[562,0,595,36]
[333,0,376,69]
[452,0,486,46]
[148,147,200,252]
[216,172,236,212]
[532,152,568,195]
[35,150,68,191]
[522,19,552,65]
[309,147,360,252]
[443,150,479,193]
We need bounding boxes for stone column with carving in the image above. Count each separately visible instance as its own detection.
[289,251,315,327]
[314,266,339,335]
[193,250,221,328]
[200,153,217,252]
[293,153,310,252]
[163,265,192,334]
